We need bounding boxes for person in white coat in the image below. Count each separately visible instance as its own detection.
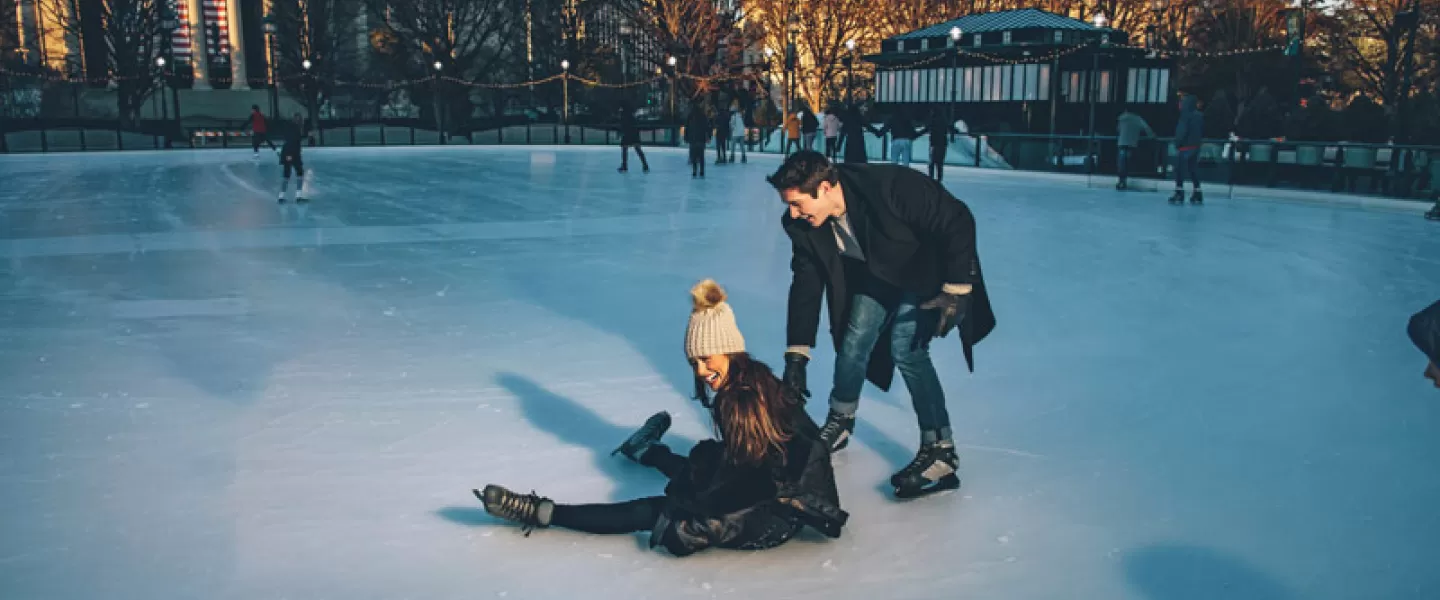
[729,106,748,164]
[823,110,842,159]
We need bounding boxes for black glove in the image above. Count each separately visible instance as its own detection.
[782,352,811,398]
[918,292,971,339]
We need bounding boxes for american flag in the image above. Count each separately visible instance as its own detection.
[171,0,231,66]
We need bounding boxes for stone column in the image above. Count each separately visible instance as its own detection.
[185,0,211,89]
[225,0,248,89]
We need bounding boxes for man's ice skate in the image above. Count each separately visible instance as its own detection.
[475,485,552,536]
[1425,202,1439,221]
[1168,190,1184,204]
[1190,190,1204,205]
[818,410,856,452]
[276,193,288,204]
[892,441,961,499]
[611,411,671,463]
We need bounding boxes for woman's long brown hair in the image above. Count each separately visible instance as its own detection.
[710,353,802,466]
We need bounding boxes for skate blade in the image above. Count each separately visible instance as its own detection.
[893,474,961,500]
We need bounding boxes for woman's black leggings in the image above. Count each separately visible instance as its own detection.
[548,445,689,534]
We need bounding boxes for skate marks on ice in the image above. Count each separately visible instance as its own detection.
[1123,544,1293,600]
[433,372,701,546]
[489,371,691,497]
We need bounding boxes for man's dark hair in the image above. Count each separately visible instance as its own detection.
[766,150,838,196]
[251,104,260,111]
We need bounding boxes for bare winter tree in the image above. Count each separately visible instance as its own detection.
[1,1,20,65]
[610,0,735,108]
[39,0,165,125]
[871,0,966,39]
[745,0,875,114]
[1320,0,1438,123]
[366,0,527,129]
[271,0,363,125]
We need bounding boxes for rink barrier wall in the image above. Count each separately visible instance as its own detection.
[2,117,1435,203]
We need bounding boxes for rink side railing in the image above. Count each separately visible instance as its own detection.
[4,117,1437,202]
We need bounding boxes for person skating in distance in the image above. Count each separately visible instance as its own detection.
[476,280,847,556]
[277,113,309,204]
[246,105,277,159]
[617,104,650,174]
[769,151,996,499]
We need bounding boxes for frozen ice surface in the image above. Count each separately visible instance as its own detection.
[1,146,1439,600]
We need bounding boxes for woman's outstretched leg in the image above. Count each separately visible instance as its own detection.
[550,496,666,534]
[476,485,664,535]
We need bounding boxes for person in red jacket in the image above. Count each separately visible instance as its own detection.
[247,105,277,159]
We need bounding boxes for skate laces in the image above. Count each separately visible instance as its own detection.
[900,448,933,475]
[819,412,853,444]
[903,443,954,475]
[490,489,544,535]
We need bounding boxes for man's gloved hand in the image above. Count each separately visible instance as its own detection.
[919,291,971,338]
[782,352,811,398]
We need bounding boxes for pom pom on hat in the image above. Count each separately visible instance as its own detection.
[691,279,727,312]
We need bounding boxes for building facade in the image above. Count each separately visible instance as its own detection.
[866,8,1175,136]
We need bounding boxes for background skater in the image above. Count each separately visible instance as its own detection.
[617,104,650,173]
[277,113,309,204]
[246,105,277,159]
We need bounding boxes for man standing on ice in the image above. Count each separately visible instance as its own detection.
[768,151,995,498]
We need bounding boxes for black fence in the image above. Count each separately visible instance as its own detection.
[4,117,1437,202]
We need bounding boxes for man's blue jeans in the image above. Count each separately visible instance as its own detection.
[829,290,952,444]
[890,139,913,166]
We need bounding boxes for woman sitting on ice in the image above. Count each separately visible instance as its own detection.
[476,280,848,556]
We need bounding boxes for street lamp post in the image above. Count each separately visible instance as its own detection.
[263,15,279,119]
[1088,13,1109,172]
[949,27,962,143]
[561,59,571,143]
[1393,0,1422,139]
[1285,0,1308,109]
[433,60,444,143]
[1148,0,1167,52]
[155,57,168,121]
[159,5,180,145]
[667,55,678,123]
[843,39,855,105]
[619,23,632,87]
[302,58,315,144]
[785,10,799,115]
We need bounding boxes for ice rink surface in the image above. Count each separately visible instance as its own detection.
[2,146,1439,600]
